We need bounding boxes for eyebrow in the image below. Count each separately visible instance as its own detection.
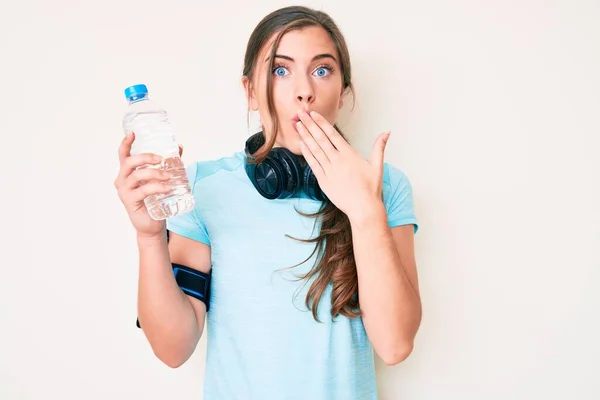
[265,53,338,63]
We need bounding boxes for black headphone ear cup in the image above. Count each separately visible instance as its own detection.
[303,166,326,201]
[270,148,303,198]
[251,158,287,199]
[244,132,326,201]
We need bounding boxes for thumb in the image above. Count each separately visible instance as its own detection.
[370,131,390,167]
[178,144,184,157]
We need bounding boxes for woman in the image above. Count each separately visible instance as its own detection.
[114,5,421,399]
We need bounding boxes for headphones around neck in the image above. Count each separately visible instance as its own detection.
[244,132,326,201]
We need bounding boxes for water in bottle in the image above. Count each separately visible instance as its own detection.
[122,84,195,220]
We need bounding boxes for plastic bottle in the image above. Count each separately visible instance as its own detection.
[122,84,195,220]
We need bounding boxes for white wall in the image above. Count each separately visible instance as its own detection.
[1,0,599,399]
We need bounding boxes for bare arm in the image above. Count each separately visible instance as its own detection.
[265,110,421,364]
[137,230,211,368]
[349,203,422,366]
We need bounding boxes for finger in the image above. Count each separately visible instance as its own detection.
[125,167,172,190]
[308,111,349,151]
[297,110,337,157]
[116,153,163,185]
[370,131,391,168]
[119,132,135,164]
[130,182,172,203]
[296,121,330,168]
[299,140,325,180]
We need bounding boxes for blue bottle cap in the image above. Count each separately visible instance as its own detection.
[124,84,149,101]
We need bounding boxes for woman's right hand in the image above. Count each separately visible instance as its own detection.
[114,132,184,238]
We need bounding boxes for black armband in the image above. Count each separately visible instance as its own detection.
[136,263,212,329]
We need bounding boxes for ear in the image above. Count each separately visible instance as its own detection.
[338,87,346,109]
[242,76,259,111]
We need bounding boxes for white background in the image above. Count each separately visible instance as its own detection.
[1,0,599,399]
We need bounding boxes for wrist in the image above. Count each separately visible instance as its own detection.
[347,198,388,229]
[136,230,168,248]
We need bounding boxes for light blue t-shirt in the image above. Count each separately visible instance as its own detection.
[166,150,418,400]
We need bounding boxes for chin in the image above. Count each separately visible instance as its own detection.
[285,141,303,156]
[278,129,303,155]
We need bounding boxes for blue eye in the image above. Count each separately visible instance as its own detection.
[314,67,331,77]
[273,66,289,76]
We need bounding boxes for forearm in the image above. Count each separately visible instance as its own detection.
[349,201,421,364]
[137,232,201,366]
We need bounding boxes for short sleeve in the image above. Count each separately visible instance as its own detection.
[382,163,419,234]
[165,162,211,245]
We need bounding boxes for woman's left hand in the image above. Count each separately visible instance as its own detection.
[296,110,390,221]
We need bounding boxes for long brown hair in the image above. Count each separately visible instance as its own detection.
[242,6,359,322]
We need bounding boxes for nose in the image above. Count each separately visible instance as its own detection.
[297,92,314,103]
[295,76,314,105]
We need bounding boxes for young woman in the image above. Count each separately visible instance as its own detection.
[114,5,421,399]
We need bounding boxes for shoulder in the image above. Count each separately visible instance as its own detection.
[165,151,246,245]
[382,162,419,233]
[382,162,412,194]
[185,151,245,188]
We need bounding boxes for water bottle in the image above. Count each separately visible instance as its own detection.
[122,84,195,220]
